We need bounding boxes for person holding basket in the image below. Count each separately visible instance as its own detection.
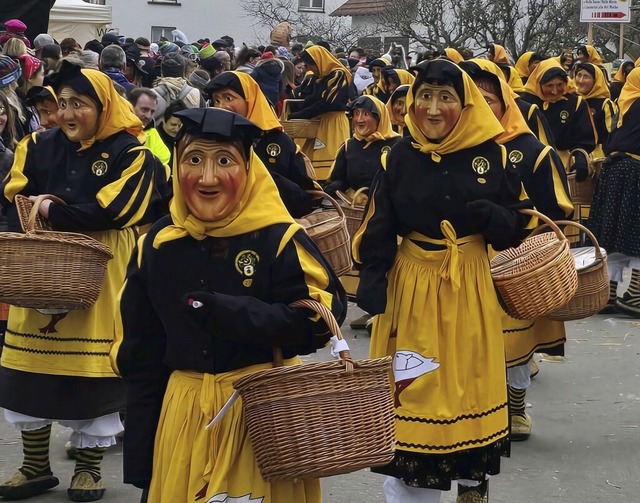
[111,107,346,503]
[353,59,532,503]
[0,60,168,501]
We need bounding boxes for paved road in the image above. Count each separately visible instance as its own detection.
[1,305,639,502]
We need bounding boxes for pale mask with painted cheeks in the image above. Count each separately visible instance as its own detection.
[540,77,567,103]
[211,89,249,118]
[392,97,407,127]
[56,86,100,142]
[351,108,379,138]
[178,138,248,222]
[413,82,463,142]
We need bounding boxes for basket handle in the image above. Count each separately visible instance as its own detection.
[545,220,605,261]
[519,208,567,243]
[569,148,598,178]
[303,190,346,230]
[336,187,368,208]
[27,194,66,233]
[272,298,353,372]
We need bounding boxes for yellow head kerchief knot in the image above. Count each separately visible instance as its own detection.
[71,69,144,151]
[153,148,296,248]
[405,59,504,162]
[351,95,400,147]
[617,67,640,128]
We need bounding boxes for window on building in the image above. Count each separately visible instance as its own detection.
[298,0,324,12]
[151,26,177,42]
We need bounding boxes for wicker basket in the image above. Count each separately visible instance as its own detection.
[0,194,114,310]
[490,209,579,320]
[567,150,603,205]
[297,191,352,276]
[233,299,395,481]
[546,220,609,321]
[336,188,368,239]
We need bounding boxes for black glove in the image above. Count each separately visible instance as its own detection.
[573,152,589,182]
[465,199,499,232]
[182,291,217,327]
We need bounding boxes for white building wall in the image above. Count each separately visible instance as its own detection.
[105,0,344,47]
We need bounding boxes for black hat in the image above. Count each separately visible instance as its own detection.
[101,32,121,46]
[389,84,410,104]
[174,108,261,153]
[205,72,244,100]
[347,95,380,118]
[24,85,56,106]
[44,60,103,114]
[221,35,234,47]
[410,59,465,103]
[212,38,228,49]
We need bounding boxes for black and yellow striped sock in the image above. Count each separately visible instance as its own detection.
[19,425,52,478]
[508,385,527,418]
[74,447,106,480]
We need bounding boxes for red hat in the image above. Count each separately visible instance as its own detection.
[18,54,42,81]
[260,51,274,60]
[4,19,27,34]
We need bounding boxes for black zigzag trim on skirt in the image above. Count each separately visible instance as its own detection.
[505,337,566,366]
[502,322,535,334]
[3,342,110,357]
[396,402,507,425]
[396,427,509,451]
[6,329,113,344]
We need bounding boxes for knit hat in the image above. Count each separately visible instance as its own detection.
[161,52,186,77]
[101,32,121,46]
[260,51,274,60]
[0,55,22,88]
[188,69,209,90]
[198,43,215,60]
[1,19,30,48]
[34,34,55,50]
[18,54,42,81]
[212,38,228,49]
[159,41,180,56]
[150,43,159,55]
[181,44,199,61]
[270,22,292,47]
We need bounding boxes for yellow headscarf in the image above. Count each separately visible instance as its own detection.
[212,71,282,132]
[304,45,352,84]
[616,68,640,128]
[350,95,400,146]
[504,65,525,93]
[154,147,296,247]
[523,59,568,105]
[69,68,144,151]
[582,45,603,66]
[636,56,640,67]
[393,69,415,86]
[575,63,610,100]
[385,84,410,127]
[613,63,628,83]
[514,51,535,79]
[405,59,504,162]
[462,59,532,144]
[491,44,510,64]
[444,48,464,64]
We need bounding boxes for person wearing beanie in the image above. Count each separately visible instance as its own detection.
[101,31,121,47]
[0,54,30,140]
[0,19,30,48]
[198,55,223,77]
[152,53,201,122]
[84,39,104,56]
[187,69,209,92]
[198,43,215,61]
[15,54,45,134]
[289,45,352,180]
[159,41,180,56]
[0,59,169,502]
[250,52,284,109]
[460,59,573,447]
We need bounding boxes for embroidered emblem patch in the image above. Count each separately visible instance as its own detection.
[560,110,569,123]
[266,143,281,157]
[235,250,259,277]
[91,160,108,176]
[508,150,524,164]
[471,156,490,175]
[381,145,392,155]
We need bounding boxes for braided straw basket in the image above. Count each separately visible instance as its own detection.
[298,191,352,276]
[336,188,368,239]
[546,220,608,321]
[233,299,395,481]
[0,195,113,310]
[567,149,603,205]
[490,209,578,320]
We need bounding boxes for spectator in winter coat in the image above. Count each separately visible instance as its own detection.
[251,53,284,108]
[100,45,135,93]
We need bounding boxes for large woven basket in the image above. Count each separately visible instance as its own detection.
[233,299,395,481]
[336,188,368,239]
[567,149,603,205]
[546,220,609,321]
[297,191,352,276]
[490,209,578,320]
[0,195,114,310]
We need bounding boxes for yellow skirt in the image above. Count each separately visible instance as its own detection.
[303,111,349,181]
[148,365,322,503]
[1,228,135,378]
[503,317,567,367]
[371,234,508,455]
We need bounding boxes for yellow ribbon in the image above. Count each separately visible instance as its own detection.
[408,220,481,291]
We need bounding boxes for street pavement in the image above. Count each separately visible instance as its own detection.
[1,304,639,502]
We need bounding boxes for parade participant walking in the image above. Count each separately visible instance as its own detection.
[288,45,352,180]
[207,71,317,218]
[380,66,415,96]
[461,59,573,441]
[353,59,532,503]
[589,68,640,316]
[363,57,392,103]
[386,84,410,135]
[610,61,635,101]
[0,60,168,501]
[111,107,346,503]
[513,51,542,86]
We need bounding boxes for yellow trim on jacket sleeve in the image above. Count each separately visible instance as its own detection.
[3,135,34,201]
[292,238,334,314]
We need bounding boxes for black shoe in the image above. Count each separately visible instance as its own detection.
[0,470,59,500]
[349,313,372,330]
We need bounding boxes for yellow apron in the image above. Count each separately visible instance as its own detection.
[370,222,509,455]
[148,362,322,503]
[297,111,350,181]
